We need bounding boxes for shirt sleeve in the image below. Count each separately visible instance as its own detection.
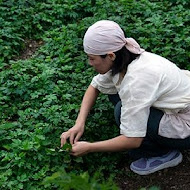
[90,71,117,94]
[119,66,163,137]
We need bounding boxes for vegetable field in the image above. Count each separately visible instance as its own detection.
[0,0,189,189]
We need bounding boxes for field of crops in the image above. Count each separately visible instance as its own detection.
[0,0,189,189]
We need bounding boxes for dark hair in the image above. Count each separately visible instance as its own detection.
[100,46,139,76]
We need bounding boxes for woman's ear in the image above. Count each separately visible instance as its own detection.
[107,52,116,61]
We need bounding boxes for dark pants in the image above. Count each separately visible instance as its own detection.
[109,94,190,159]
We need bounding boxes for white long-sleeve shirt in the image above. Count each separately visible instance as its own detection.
[91,51,190,139]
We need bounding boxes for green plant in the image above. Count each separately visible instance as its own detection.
[0,0,189,189]
[43,168,119,190]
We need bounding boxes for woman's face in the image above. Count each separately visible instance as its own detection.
[87,54,115,74]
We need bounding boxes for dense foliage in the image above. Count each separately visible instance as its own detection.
[0,0,189,189]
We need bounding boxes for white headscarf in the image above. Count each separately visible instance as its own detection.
[83,20,145,55]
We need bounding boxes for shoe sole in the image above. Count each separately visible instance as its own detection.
[130,152,183,175]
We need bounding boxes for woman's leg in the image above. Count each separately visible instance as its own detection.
[109,94,190,158]
[126,108,173,159]
[108,94,121,126]
[109,94,188,175]
[146,107,190,150]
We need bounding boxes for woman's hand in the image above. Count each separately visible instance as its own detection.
[60,124,84,147]
[60,85,99,147]
[71,141,91,156]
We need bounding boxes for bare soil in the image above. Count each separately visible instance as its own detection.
[15,39,43,60]
[116,150,190,190]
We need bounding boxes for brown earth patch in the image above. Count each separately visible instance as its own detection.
[15,39,43,60]
[116,150,190,190]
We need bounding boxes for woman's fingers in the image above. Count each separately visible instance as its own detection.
[60,131,78,146]
[70,141,90,157]
[69,133,75,145]
[60,132,69,147]
[74,132,82,144]
[69,129,83,145]
[60,127,84,147]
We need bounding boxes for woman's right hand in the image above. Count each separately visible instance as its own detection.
[60,124,84,147]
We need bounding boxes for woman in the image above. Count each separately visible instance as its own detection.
[60,20,190,175]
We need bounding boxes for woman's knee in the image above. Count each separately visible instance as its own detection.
[108,94,121,126]
[108,94,120,106]
[147,107,164,137]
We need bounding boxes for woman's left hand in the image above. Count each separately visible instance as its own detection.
[71,141,91,156]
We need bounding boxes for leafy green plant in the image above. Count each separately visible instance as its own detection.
[43,168,119,190]
[0,0,94,61]
[0,0,189,189]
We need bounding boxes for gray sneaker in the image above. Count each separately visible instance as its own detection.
[130,150,183,175]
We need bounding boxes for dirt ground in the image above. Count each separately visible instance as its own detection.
[116,150,190,190]
[14,39,43,60]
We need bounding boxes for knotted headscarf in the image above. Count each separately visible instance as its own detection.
[83,20,145,55]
